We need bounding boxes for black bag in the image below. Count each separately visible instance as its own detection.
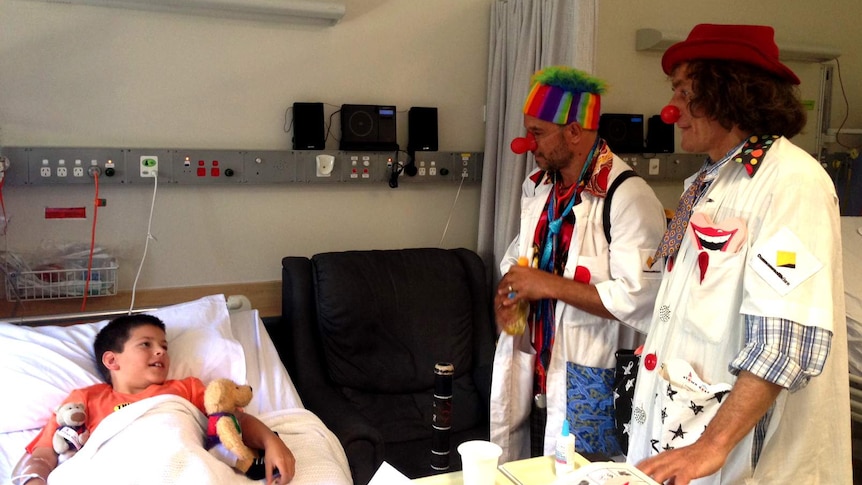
[612,348,640,455]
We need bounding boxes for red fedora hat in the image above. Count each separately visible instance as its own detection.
[662,24,800,84]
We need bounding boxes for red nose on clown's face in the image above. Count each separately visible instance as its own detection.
[660,105,680,124]
[510,132,538,154]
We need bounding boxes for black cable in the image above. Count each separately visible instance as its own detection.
[325,108,341,145]
[389,148,419,188]
[403,149,418,177]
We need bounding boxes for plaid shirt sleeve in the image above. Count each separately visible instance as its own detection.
[730,314,832,392]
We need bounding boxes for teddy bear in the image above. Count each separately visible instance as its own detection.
[203,378,261,477]
[52,402,88,462]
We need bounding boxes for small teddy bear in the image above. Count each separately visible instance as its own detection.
[204,378,265,478]
[52,402,88,462]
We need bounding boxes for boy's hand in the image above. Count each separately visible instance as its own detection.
[263,436,295,484]
[236,411,296,484]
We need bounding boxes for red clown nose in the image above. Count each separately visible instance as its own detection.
[510,132,537,154]
[660,105,680,124]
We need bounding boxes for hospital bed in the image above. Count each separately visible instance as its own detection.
[0,294,352,485]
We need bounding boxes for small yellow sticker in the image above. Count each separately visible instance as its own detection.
[776,250,797,268]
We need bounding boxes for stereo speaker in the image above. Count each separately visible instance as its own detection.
[339,104,397,151]
[292,102,325,150]
[645,114,674,153]
[598,113,644,154]
[407,107,438,152]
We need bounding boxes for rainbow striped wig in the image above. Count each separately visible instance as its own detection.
[523,66,606,130]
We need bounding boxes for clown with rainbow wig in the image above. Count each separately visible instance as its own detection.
[490,65,667,462]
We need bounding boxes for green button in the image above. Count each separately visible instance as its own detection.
[143,158,157,167]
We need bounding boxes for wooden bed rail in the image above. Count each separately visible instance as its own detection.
[0,281,281,322]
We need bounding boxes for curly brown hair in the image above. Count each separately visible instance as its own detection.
[679,60,807,138]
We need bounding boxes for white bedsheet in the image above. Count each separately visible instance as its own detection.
[228,309,303,413]
[48,395,350,485]
[0,302,348,485]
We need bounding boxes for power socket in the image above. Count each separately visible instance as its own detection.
[140,156,158,177]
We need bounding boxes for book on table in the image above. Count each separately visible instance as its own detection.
[498,455,659,485]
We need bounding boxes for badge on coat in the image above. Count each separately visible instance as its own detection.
[688,212,747,284]
[749,227,822,296]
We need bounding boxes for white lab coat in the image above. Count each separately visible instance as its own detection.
[627,137,852,484]
[490,158,666,463]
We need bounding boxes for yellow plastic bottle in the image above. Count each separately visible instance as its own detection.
[503,256,530,336]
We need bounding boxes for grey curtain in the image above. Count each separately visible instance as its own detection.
[477,0,597,281]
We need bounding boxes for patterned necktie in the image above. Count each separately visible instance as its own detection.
[649,169,707,268]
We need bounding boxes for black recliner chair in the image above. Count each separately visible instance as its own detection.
[280,248,495,484]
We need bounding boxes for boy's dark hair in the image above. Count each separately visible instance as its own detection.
[94,314,166,385]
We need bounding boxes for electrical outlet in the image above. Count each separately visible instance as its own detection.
[73,166,85,177]
[140,156,158,177]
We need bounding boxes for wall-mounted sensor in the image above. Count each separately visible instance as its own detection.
[316,154,335,177]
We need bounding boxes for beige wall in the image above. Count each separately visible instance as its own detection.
[594,0,862,205]
[1,0,859,292]
[0,0,491,290]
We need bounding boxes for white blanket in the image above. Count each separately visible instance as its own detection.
[48,395,351,485]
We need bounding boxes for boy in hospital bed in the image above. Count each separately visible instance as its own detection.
[11,314,296,485]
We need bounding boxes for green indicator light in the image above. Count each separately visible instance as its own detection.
[143,158,157,167]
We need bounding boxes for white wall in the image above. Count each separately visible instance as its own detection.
[594,0,862,206]
[2,0,860,291]
[0,0,492,289]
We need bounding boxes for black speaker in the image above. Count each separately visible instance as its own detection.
[292,102,325,150]
[408,107,438,152]
[598,113,644,154]
[339,104,398,151]
[645,114,674,153]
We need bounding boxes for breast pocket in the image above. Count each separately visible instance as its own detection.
[561,255,608,328]
[681,248,747,343]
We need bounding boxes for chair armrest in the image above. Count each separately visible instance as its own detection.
[301,384,384,485]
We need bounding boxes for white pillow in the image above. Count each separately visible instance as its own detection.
[0,294,246,434]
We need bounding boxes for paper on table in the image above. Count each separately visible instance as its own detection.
[369,461,413,485]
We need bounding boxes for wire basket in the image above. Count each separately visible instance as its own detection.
[2,251,118,301]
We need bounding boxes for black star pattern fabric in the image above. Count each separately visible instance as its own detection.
[666,384,678,401]
[670,424,686,441]
[647,359,733,457]
[711,390,730,403]
[612,348,640,455]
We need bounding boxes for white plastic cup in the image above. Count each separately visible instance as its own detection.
[457,440,502,485]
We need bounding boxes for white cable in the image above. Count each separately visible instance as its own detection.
[439,173,466,246]
[129,173,158,314]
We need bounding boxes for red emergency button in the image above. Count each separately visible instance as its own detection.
[197,167,206,176]
[211,167,220,177]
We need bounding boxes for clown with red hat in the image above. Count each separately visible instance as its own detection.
[627,24,851,485]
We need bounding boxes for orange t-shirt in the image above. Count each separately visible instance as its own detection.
[26,377,207,454]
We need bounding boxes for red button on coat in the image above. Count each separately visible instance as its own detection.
[644,353,657,371]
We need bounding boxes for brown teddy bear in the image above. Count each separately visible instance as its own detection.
[203,378,258,475]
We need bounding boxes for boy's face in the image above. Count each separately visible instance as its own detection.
[102,324,170,394]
